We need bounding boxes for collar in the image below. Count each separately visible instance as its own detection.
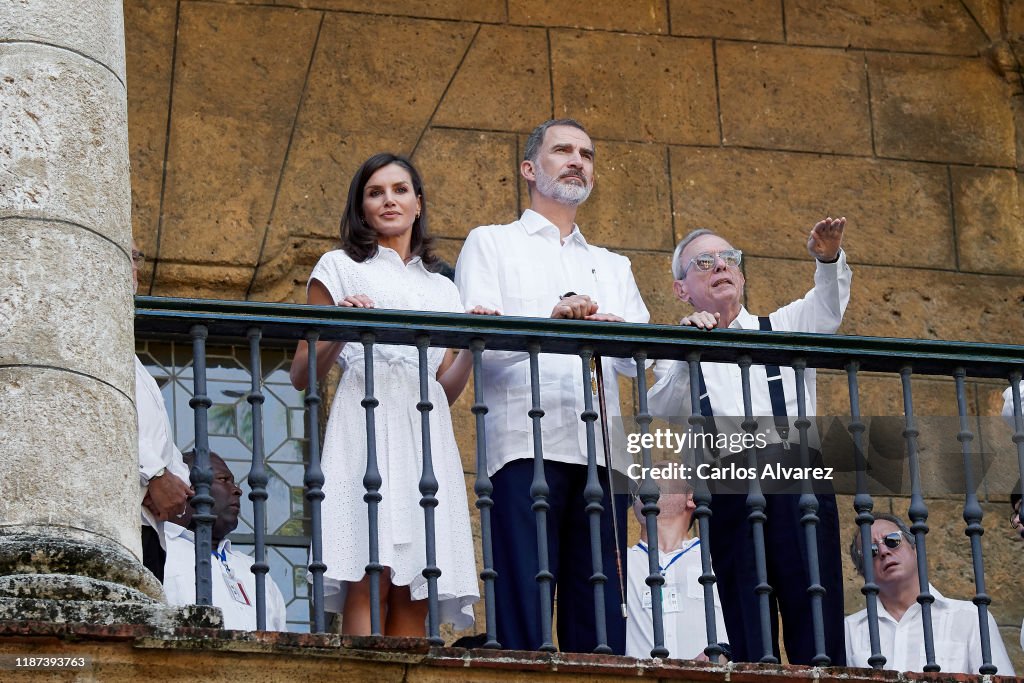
[371,244,423,267]
[164,522,232,556]
[729,306,757,330]
[863,583,949,625]
[634,537,699,555]
[520,209,586,245]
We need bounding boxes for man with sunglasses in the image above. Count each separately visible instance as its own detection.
[845,514,1014,674]
[647,218,850,666]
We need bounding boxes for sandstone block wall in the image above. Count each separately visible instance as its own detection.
[124,0,1024,660]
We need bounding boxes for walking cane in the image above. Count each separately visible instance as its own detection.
[593,352,628,619]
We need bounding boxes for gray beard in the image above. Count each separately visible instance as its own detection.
[534,167,592,207]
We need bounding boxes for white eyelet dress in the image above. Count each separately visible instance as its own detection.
[310,248,478,630]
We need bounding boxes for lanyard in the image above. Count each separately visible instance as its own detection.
[638,539,699,575]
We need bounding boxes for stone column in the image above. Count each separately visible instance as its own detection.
[0,0,164,617]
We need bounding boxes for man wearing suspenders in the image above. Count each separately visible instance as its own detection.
[647,218,850,665]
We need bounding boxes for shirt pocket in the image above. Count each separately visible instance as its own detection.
[686,565,722,606]
[933,640,966,674]
[503,266,552,317]
[506,380,571,433]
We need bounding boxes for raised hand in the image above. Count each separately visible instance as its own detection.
[807,216,846,262]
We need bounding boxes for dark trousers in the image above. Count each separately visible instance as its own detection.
[491,458,629,654]
[709,487,846,665]
[141,525,166,583]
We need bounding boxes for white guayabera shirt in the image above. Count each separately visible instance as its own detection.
[844,584,1015,675]
[455,209,650,477]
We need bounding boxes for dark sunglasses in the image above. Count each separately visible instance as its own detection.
[870,531,903,557]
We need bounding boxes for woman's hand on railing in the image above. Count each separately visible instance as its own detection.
[340,294,375,308]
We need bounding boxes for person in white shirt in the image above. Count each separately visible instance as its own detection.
[1000,386,1024,653]
[163,451,288,631]
[132,239,193,582]
[455,119,650,653]
[1009,488,1024,654]
[845,513,1015,675]
[646,221,850,665]
[626,489,728,660]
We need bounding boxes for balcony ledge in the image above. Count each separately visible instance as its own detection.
[0,620,1014,682]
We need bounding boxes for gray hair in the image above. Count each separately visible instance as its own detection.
[523,118,590,163]
[849,513,916,577]
[671,228,717,280]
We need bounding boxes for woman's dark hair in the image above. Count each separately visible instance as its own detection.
[339,153,438,268]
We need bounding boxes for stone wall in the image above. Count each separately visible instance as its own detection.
[123,0,1024,665]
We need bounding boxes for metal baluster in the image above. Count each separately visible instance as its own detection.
[579,348,610,654]
[246,327,270,630]
[737,356,776,663]
[633,351,668,658]
[686,352,722,661]
[848,361,884,668]
[470,339,500,648]
[899,366,936,670]
[189,324,214,606]
[416,335,442,644]
[528,342,555,652]
[793,358,827,665]
[360,332,383,635]
[304,331,326,633]
[954,368,996,675]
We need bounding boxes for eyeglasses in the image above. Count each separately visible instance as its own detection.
[870,531,904,557]
[681,249,742,278]
[131,250,146,265]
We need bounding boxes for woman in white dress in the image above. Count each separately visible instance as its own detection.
[290,153,491,636]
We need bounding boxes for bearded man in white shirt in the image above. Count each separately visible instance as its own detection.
[132,240,193,582]
[455,119,649,654]
[845,513,1015,675]
[646,220,850,665]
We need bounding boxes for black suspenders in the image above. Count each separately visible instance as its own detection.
[695,316,789,447]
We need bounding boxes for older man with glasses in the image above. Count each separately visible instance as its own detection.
[647,217,850,665]
[846,513,1015,674]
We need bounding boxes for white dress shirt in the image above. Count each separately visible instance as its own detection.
[647,252,852,443]
[163,523,288,631]
[455,209,650,476]
[845,585,1015,675]
[626,539,728,659]
[136,355,190,533]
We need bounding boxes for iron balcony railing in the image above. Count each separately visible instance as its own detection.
[134,295,1024,673]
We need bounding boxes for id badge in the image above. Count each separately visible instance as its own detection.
[663,586,681,613]
[642,586,681,613]
[221,567,252,605]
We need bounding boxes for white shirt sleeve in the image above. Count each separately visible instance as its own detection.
[136,356,188,483]
[1002,383,1023,430]
[647,359,693,423]
[608,257,650,379]
[455,226,530,367]
[769,249,852,334]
